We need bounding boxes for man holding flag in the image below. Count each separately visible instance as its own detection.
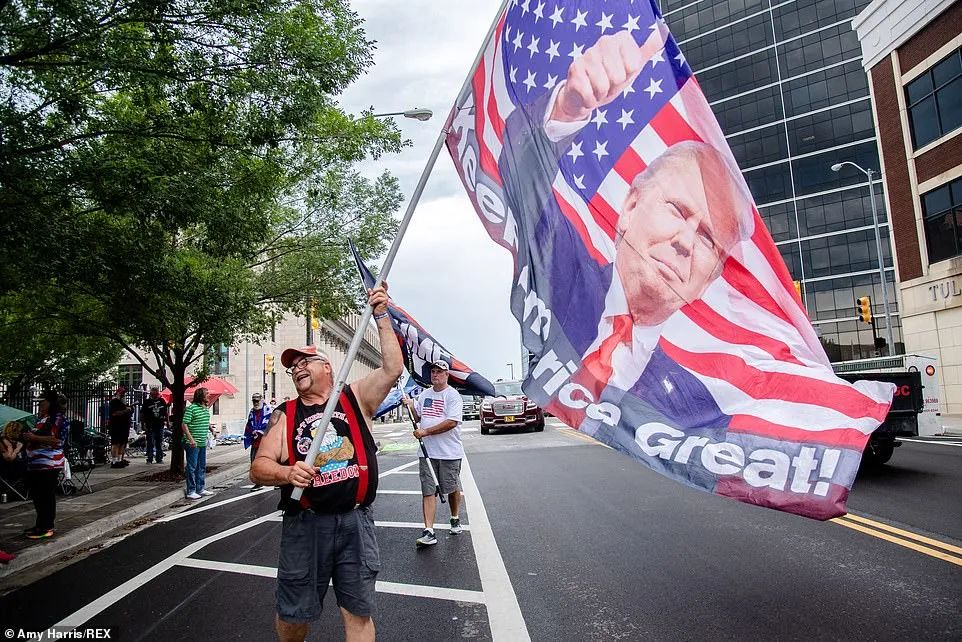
[402,360,465,548]
[250,284,401,642]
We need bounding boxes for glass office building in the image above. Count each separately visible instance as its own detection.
[661,0,902,361]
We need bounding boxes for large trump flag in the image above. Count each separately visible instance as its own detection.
[444,0,895,519]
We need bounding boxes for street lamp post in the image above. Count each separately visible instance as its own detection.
[507,362,514,379]
[371,108,433,121]
[831,161,896,356]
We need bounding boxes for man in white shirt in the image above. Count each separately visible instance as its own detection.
[402,360,464,548]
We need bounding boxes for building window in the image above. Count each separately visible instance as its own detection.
[906,48,962,149]
[208,344,229,375]
[922,178,962,264]
[118,364,142,391]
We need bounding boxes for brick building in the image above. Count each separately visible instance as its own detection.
[855,0,962,411]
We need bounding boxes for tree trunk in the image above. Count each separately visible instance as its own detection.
[167,361,187,475]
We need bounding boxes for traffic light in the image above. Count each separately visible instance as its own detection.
[310,300,320,331]
[264,354,275,374]
[856,296,872,323]
[793,280,802,298]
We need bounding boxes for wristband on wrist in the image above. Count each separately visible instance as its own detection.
[373,311,389,321]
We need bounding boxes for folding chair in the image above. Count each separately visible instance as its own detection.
[0,454,28,501]
[63,420,96,494]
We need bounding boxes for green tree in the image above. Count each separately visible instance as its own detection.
[1,1,407,472]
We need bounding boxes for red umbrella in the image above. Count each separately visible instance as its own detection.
[160,376,238,406]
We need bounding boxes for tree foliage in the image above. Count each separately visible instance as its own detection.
[1,1,408,471]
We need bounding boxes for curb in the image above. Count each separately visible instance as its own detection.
[0,459,251,582]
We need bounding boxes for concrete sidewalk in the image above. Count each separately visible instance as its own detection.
[0,443,251,584]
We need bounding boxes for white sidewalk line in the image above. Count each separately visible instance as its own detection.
[461,456,530,641]
[157,487,274,522]
[176,558,486,604]
[56,510,282,629]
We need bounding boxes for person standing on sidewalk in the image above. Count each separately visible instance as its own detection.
[140,385,169,464]
[244,392,271,490]
[182,387,212,500]
[251,283,401,642]
[108,387,133,468]
[22,391,67,539]
[402,361,464,548]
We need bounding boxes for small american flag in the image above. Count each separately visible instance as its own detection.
[445,0,895,520]
[421,397,446,419]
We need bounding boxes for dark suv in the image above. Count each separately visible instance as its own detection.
[480,380,544,435]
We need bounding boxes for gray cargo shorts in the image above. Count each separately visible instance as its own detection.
[275,505,380,623]
[419,457,463,496]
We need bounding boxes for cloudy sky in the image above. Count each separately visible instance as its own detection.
[339,0,523,383]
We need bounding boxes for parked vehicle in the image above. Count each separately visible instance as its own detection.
[461,394,481,421]
[480,380,544,435]
[837,370,924,466]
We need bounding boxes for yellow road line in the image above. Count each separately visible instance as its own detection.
[831,517,962,567]
[556,426,609,447]
[841,513,962,556]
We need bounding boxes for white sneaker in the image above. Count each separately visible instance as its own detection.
[200,490,214,496]
[186,492,202,500]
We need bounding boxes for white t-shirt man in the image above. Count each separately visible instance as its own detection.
[415,386,464,459]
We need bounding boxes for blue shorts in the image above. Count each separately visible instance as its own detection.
[276,506,380,622]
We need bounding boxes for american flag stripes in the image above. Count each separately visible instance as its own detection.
[421,398,447,419]
[444,0,895,519]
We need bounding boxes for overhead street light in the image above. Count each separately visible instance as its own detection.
[371,108,433,121]
[831,161,895,356]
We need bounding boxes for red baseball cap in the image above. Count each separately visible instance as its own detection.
[280,345,331,368]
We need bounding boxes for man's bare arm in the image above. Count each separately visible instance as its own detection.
[354,284,405,418]
[415,419,458,439]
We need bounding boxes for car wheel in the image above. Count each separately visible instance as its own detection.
[534,418,545,432]
[481,426,490,435]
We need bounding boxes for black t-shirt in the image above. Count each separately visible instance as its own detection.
[108,398,131,429]
[279,388,378,514]
[140,397,169,427]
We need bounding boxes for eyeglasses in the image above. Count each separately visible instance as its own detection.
[286,356,326,376]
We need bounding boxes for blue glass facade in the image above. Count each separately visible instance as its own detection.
[662,0,902,361]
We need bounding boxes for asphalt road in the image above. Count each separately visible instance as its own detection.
[1,420,959,641]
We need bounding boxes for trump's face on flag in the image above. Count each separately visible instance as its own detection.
[615,140,745,327]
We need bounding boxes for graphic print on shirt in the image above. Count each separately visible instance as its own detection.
[294,411,355,484]
[421,397,446,419]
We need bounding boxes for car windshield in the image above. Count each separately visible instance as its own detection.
[494,382,523,396]
[461,394,477,403]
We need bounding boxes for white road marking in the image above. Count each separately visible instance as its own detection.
[176,558,486,603]
[378,460,419,477]
[55,454,526,640]
[898,437,962,447]
[55,511,282,629]
[178,557,278,578]
[384,431,408,438]
[375,521,471,531]
[377,489,422,495]
[460,456,530,641]
[157,487,274,522]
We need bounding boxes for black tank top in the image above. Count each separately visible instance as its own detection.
[278,386,378,514]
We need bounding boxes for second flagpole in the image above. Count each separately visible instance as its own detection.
[291,0,511,502]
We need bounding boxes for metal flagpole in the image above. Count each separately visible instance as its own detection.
[404,402,445,502]
[292,0,510,501]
